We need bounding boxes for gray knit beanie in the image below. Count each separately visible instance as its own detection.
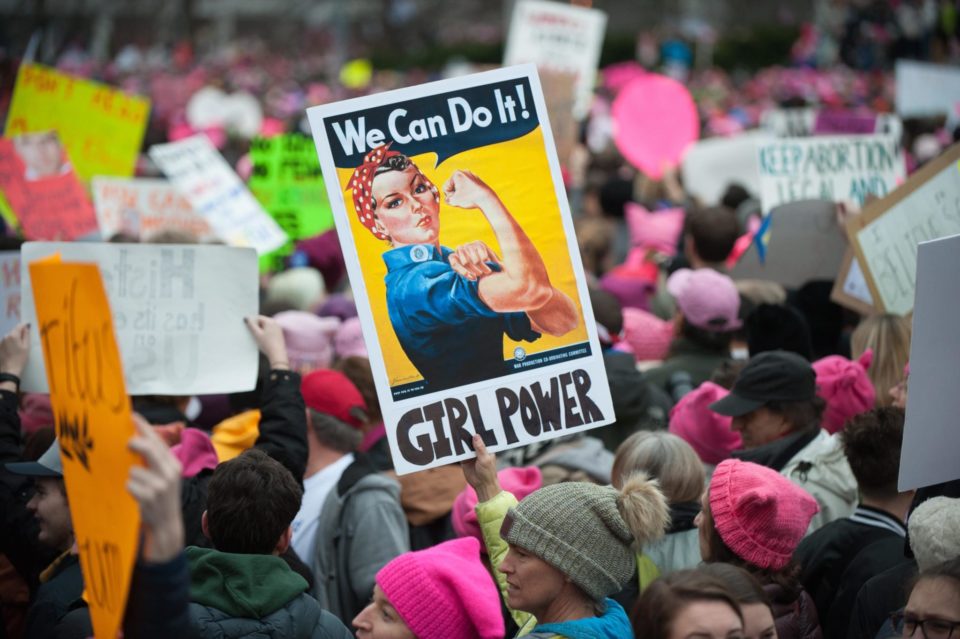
[909,496,960,571]
[500,474,669,601]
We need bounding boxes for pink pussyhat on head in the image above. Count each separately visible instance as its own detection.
[625,202,686,257]
[813,349,875,434]
[669,382,742,465]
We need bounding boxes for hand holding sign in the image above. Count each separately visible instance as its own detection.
[461,434,501,502]
[0,322,29,378]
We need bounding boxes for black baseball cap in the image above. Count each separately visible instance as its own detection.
[709,350,816,417]
[5,440,63,478]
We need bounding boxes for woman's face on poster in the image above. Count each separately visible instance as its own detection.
[371,165,440,246]
[13,131,64,179]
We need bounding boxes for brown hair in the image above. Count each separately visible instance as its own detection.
[685,206,741,264]
[612,431,705,504]
[840,407,905,500]
[206,449,303,554]
[851,314,911,408]
[698,563,772,607]
[631,569,743,639]
[334,356,382,425]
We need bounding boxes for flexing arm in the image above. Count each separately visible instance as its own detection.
[443,170,577,336]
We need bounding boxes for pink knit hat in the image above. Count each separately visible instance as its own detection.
[376,537,504,639]
[170,428,218,477]
[334,316,367,360]
[625,202,685,256]
[667,268,742,332]
[813,349,876,434]
[669,382,741,464]
[619,307,673,361]
[451,467,543,546]
[274,311,340,371]
[708,459,819,570]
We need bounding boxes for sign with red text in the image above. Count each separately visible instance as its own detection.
[30,257,140,639]
[5,63,149,181]
[92,177,216,241]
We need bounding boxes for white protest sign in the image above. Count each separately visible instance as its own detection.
[504,0,607,120]
[761,108,817,137]
[758,135,906,215]
[0,252,20,337]
[148,135,287,254]
[899,233,960,491]
[847,143,960,316]
[91,177,216,241]
[761,107,902,140]
[307,65,613,475]
[21,242,259,395]
[895,60,960,118]
[682,130,772,206]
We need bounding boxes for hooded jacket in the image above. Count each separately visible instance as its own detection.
[526,599,635,639]
[186,547,350,639]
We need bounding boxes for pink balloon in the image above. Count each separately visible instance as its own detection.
[612,74,699,180]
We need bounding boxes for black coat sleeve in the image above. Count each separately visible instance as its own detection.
[254,369,307,481]
[122,553,195,639]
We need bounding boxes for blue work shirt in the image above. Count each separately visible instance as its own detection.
[383,244,540,392]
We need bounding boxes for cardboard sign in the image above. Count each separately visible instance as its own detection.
[899,233,960,490]
[731,200,847,288]
[307,65,613,474]
[758,135,906,214]
[681,130,772,206]
[149,134,288,255]
[895,60,960,118]
[503,0,607,120]
[92,177,216,241]
[22,242,259,395]
[5,63,149,181]
[0,252,20,337]
[847,143,960,316]
[30,257,139,639]
[248,134,335,252]
[612,74,699,180]
[537,69,579,169]
[0,132,99,240]
[830,249,876,316]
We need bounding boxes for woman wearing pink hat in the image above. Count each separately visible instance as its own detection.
[696,459,822,639]
[352,537,504,639]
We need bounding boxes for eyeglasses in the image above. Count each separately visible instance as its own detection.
[892,612,960,639]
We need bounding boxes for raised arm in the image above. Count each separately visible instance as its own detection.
[443,170,577,336]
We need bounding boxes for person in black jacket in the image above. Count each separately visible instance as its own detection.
[795,407,913,639]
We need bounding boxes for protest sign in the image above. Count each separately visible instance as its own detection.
[613,73,699,180]
[307,64,613,475]
[847,143,960,316]
[92,177,216,241]
[30,257,139,639]
[5,63,149,181]
[757,134,906,215]
[899,233,960,491]
[503,0,607,120]
[0,132,99,240]
[762,107,902,140]
[681,130,772,206]
[895,60,960,118]
[149,134,288,255]
[537,69,579,169]
[0,252,20,337]
[731,200,846,288]
[830,249,876,316]
[248,134,335,263]
[21,242,259,395]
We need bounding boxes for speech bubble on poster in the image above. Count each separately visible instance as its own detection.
[307,64,613,475]
[91,177,215,242]
[0,132,99,240]
[149,134,287,255]
[21,242,259,395]
[30,257,140,639]
[757,134,906,214]
[612,74,699,180]
[5,63,149,181]
[847,143,960,316]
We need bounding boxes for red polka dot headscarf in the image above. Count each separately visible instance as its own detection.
[347,143,439,241]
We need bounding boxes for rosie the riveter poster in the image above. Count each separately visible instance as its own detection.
[308,65,613,474]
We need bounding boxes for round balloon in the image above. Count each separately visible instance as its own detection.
[612,74,699,180]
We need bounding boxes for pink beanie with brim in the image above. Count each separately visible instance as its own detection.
[451,467,543,546]
[376,537,504,639]
[709,459,819,571]
[813,349,875,434]
[669,382,741,464]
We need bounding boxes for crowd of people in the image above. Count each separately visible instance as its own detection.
[1,6,960,639]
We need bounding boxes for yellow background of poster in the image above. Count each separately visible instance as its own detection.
[336,126,587,387]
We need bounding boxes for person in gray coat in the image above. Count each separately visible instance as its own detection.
[291,369,409,625]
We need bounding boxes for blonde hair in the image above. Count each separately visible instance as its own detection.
[851,314,911,407]
[612,431,706,504]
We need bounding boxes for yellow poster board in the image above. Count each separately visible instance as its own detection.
[30,257,140,639]
[6,64,150,181]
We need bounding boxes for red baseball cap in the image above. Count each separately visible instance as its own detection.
[301,369,368,429]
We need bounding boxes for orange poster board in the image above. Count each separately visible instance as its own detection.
[30,257,140,639]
